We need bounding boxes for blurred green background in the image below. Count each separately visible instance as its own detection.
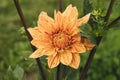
[0,0,120,80]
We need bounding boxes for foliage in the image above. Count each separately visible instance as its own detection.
[0,0,120,80]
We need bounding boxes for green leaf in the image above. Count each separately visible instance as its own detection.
[13,65,24,80]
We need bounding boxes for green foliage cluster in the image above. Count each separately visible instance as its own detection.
[0,0,120,80]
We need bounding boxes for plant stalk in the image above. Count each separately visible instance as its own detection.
[58,0,63,12]
[57,64,62,80]
[104,0,115,22]
[79,36,102,80]
[107,16,120,29]
[13,0,46,80]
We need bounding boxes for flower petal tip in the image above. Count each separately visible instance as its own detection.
[29,52,41,58]
[29,55,38,58]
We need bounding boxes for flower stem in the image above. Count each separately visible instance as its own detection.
[58,0,63,12]
[13,0,46,80]
[79,36,102,80]
[107,16,120,29]
[57,64,62,80]
[56,0,63,80]
[104,0,116,22]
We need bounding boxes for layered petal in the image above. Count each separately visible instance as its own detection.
[60,50,72,65]
[66,20,80,36]
[31,33,52,48]
[38,11,54,33]
[69,43,86,53]
[69,53,80,69]
[54,11,63,28]
[63,4,78,21]
[47,54,60,68]
[62,5,79,34]
[44,47,57,56]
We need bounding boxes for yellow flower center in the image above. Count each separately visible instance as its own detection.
[53,33,69,48]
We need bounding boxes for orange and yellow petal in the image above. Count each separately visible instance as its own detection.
[81,37,95,50]
[62,5,79,35]
[69,53,80,69]
[47,54,60,68]
[69,43,86,53]
[60,50,72,65]
[37,11,54,34]
[29,49,44,58]
[27,27,41,39]
[66,21,80,36]
[63,4,78,21]
[54,11,64,31]
[77,13,91,26]
[31,38,52,48]
[44,47,57,56]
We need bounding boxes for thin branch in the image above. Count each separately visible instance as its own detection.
[14,0,46,80]
[57,64,62,80]
[14,0,31,41]
[107,16,120,29]
[58,0,63,12]
[56,0,63,80]
[104,0,116,22]
[79,36,102,80]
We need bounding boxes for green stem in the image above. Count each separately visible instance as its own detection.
[13,0,46,80]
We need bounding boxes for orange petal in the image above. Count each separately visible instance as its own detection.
[62,5,78,31]
[77,13,91,26]
[63,4,78,21]
[86,44,95,50]
[29,49,44,58]
[81,37,95,50]
[69,53,80,69]
[71,34,81,43]
[60,50,72,65]
[68,7,78,21]
[27,27,41,39]
[69,25,80,36]
[31,38,52,48]
[47,54,60,68]
[63,4,72,16]
[54,10,63,29]
[38,11,54,33]
[70,43,86,53]
[44,47,57,56]
[31,39,43,48]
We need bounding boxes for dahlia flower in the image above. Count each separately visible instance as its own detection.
[28,4,94,69]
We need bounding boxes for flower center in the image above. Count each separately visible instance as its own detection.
[53,33,69,48]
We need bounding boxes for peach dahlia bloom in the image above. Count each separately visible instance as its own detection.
[28,4,94,69]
